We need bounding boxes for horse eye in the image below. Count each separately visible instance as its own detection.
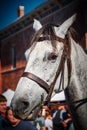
[48,53,57,60]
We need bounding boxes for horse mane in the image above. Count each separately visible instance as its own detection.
[69,27,79,43]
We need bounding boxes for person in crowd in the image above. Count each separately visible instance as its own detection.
[52,105,72,130]
[44,108,53,130]
[4,106,36,130]
[0,94,7,130]
[64,105,75,130]
[34,109,46,130]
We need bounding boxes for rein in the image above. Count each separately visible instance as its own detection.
[22,30,72,105]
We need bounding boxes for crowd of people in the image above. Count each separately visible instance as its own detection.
[0,94,75,130]
[33,103,75,130]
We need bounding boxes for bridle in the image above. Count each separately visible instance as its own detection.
[22,29,72,104]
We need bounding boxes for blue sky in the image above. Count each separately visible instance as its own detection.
[0,0,47,31]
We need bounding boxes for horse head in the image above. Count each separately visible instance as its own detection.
[11,14,76,120]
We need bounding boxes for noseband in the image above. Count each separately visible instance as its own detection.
[22,31,72,104]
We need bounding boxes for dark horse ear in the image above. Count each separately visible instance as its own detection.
[33,19,42,32]
[54,13,77,39]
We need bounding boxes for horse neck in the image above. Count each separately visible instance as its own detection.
[69,37,87,95]
[70,37,87,73]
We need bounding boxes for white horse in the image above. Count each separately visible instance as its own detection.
[11,14,87,130]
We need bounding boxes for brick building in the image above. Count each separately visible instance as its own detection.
[0,0,86,92]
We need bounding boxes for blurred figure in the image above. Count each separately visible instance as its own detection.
[52,105,65,130]
[45,109,53,130]
[4,106,36,130]
[0,94,7,130]
[52,105,71,130]
[64,105,75,130]
[34,109,46,130]
[52,104,74,130]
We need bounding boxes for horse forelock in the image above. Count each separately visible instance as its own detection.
[30,24,60,53]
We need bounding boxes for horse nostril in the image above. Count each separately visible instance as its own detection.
[22,101,29,108]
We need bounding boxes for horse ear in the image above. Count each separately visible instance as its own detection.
[33,19,42,32]
[54,13,76,39]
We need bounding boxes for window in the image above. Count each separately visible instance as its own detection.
[11,45,16,69]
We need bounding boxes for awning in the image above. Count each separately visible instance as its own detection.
[51,91,65,102]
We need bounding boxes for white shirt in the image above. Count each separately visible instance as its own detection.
[45,118,53,130]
